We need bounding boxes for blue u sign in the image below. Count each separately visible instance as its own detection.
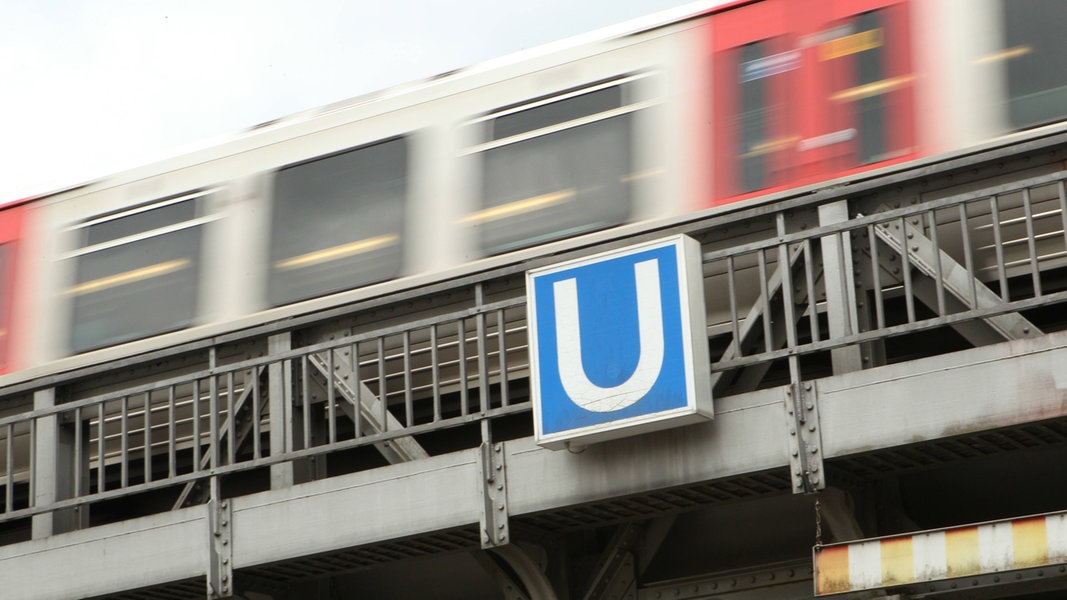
[527,235,712,449]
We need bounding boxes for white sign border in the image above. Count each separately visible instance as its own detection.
[527,234,712,450]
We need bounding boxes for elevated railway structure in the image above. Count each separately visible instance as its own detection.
[2,131,1067,599]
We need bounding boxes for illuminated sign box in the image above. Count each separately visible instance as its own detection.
[527,235,712,449]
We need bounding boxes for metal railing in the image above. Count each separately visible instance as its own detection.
[3,154,1067,533]
[0,291,530,522]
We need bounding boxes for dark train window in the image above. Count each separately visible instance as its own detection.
[68,193,206,353]
[715,32,798,198]
[735,41,794,193]
[1000,0,1067,129]
[268,137,407,306]
[469,80,637,254]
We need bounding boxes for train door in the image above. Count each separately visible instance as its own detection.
[0,204,25,372]
[817,0,915,175]
[711,0,801,201]
[710,0,915,204]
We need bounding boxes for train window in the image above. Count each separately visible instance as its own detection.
[268,136,407,306]
[820,7,912,166]
[467,79,638,254]
[68,193,208,353]
[1000,0,1067,129]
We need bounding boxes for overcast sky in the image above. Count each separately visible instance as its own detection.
[0,0,698,202]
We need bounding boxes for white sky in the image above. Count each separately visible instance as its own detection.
[0,0,694,202]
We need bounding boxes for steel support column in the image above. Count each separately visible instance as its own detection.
[207,477,234,599]
[480,420,509,548]
[31,388,85,538]
[268,333,295,489]
[819,201,864,374]
[785,381,824,494]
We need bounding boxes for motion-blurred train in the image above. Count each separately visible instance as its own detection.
[1,0,1065,382]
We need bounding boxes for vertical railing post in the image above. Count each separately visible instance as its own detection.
[818,201,865,374]
[31,388,85,538]
[268,333,294,490]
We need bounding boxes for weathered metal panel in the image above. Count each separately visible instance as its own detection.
[231,450,482,568]
[0,507,207,600]
[507,388,789,516]
[818,331,1067,459]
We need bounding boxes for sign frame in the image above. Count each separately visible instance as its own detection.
[527,234,712,449]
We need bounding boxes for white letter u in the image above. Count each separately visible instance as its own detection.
[553,259,665,412]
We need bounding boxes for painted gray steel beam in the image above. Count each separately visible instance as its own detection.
[818,329,1067,459]
[506,388,790,517]
[819,201,864,375]
[871,212,1042,342]
[230,450,482,569]
[306,350,429,464]
[0,507,208,600]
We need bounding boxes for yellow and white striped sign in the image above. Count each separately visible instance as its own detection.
[815,512,1067,595]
